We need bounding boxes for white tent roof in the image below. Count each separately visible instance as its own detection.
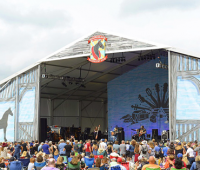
[0,31,198,90]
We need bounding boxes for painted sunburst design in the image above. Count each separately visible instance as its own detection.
[120,83,169,125]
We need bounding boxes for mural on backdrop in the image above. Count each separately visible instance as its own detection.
[0,102,15,141]
[177,75,200,120]
[108,58,169,140]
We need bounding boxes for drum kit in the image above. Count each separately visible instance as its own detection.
[131,129,139,141]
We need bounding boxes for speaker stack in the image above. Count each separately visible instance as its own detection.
[40,118,47,142]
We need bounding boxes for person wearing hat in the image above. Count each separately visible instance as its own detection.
[58,139,66,156]
[1,142,8,158]
[140,141,149,159]
[176,153,186,168]
[117,157,126,170]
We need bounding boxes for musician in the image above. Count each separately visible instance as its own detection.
[47,125,52,141]
[139,125,146,141]
[112,125,119,142]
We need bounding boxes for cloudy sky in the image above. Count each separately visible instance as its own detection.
[0,0,200,81]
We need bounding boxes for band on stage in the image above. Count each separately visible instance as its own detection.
[46,124,146,142]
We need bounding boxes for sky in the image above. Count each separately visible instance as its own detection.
[0,0,200,81]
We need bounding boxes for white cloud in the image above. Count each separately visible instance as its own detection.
[0,0,200,81]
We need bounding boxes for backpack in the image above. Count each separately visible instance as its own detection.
[141,145,148,154]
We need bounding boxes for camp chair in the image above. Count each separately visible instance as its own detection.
[94,155,103,159]
[110,165,121,170]
[84,157,95,168]
[171,168,186,170]
[54,155,59,161]
[146,168,161,170]
[18,158,30,169]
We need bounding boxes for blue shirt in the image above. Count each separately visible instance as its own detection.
[155,146,161,152]
[42,144,50,154]
[162,146,169,157]
[14,144,21,154]
[129,145,135,152]
[58,143,66,155]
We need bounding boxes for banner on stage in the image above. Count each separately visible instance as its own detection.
[87,35,107,63]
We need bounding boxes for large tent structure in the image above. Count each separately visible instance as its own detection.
[0,31,200,142]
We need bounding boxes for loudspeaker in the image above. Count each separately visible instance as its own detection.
[117,131,125,144]
[152,129,158,140]
[40,118,47,142]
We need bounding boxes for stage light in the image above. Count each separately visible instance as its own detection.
[69,82,73,85]
[141,57,143,60]
[76,82,79,86]
[62,82,67,87]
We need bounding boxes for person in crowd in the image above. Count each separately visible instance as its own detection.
[113,141,120,155]
[99,139,107,150]
[56,156,66,170]
[142,156,161,170]
[1,142,8,158]
[134,143,140,162]
[28,157,35,170]
[42,141,50,155]
[21,140,28,153]
[97,148,107,157]
[176,153,186,168]
[0,157,5,168]
[172,159,185,170]
[194,142,200,156]
[34,155,46,170]
[101,157,109,169]
[116,157,126,170]
[126,141,130,156]
[84,139,92,157]
[73,140,79,155]
[30,143,35,157]
[92,142,98,155]
[109,158,118,167]
[163,143,169,157]
[175,142,185,158]
[165,155,175,169]
[154,142,161,158]
[63,141,72,157]
[110,148,120,158]
[148,141,155,157]
[119,140,126,156]
[135,155,148,170]
[68,156,80,170]
[140,141,149,159]
[186,142,195,165]
[42,158,59,170]
[78,140,84,154]
[95,157,101,168]
[107,142,113,155]
[129,140,136,158]
[51,142,58,156]
[58,139,66,156]
[167,143,175,156]
[191,155,200,170]
[13,141,21,160]
[38,142,44,152]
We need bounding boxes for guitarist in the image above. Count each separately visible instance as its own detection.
[139,125,146,141]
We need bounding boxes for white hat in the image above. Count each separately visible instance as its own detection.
[142,140,147,145]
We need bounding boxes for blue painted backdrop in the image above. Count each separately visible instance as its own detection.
[176,76,200,120]
[108,59,169,140]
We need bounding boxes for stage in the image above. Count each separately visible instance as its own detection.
[0,31,200,142]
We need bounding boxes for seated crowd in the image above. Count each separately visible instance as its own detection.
[0,138,200,170]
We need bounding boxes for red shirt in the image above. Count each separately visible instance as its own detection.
[85,142,91,152]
